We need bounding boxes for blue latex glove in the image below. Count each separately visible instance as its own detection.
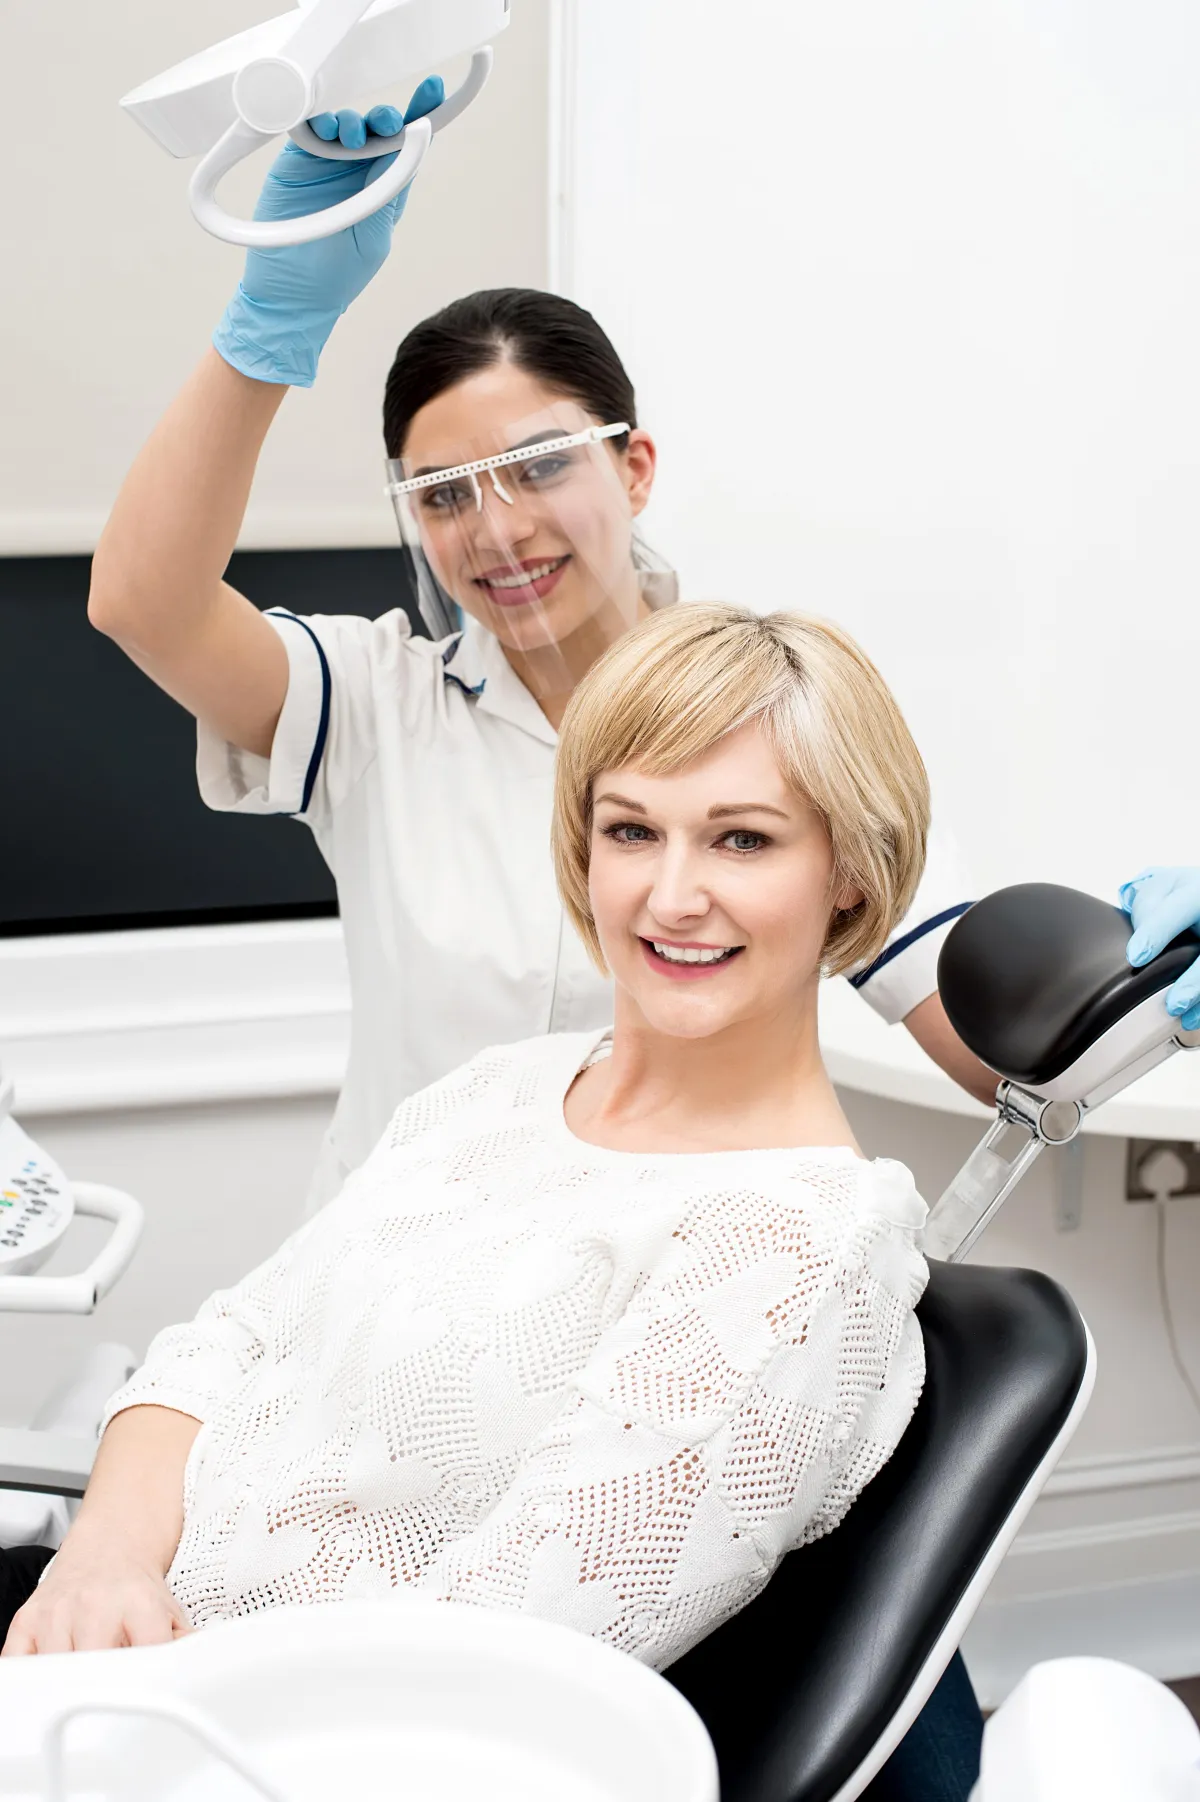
[1121,866,1200,1030]
[213,80,444,388]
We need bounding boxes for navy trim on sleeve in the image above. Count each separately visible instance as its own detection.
[849,902,975,990]
[267,610,331,817]
[441,634,486,700]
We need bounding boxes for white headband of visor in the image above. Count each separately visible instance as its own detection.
[386,422,631,510]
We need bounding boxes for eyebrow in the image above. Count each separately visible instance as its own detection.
[409,431,572,481]
[594,793,792,822]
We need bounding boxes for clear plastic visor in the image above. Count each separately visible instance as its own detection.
[386,408,648,695]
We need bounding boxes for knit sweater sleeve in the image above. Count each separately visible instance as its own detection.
[415,1162,928,1671]
[97,1044,526,1436]
[98,1218,319,1434]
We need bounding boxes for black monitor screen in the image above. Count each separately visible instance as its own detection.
[0,550,423,937]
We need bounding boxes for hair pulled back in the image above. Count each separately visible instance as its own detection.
[383,289,637,459]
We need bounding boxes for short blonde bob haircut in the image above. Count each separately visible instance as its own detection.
[552,603,930,977]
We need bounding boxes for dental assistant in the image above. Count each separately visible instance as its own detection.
[88,102,995,1211]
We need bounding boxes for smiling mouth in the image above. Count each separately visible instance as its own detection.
[641,938,746,976]
[473,556,570,604]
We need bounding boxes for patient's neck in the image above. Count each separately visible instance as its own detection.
[565,991,861,1157]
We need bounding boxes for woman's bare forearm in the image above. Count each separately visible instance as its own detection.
[67,1405,201,1575]
[88,352,290,754]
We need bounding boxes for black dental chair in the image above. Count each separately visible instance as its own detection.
[667,885,1199,1802]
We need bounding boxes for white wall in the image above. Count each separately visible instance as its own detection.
[1,0,550,551]
[560,0,1200,899]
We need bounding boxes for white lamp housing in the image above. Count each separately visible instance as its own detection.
[120,0,510,246]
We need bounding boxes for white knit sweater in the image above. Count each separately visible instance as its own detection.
[103,1030,929,1669]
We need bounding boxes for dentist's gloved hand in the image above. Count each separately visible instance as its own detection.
[213,78,444,389]
[1121,866,1200,1031]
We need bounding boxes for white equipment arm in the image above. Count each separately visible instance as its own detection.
[0,1185,143,1316]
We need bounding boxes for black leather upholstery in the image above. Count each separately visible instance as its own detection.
[666,1263,1089,1802]
[936,883,1200,1086]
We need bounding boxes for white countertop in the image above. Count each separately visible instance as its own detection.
[820,979,1200,1140]
[2,922,1196,1136]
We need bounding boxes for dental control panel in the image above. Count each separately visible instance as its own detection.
[0,1076,144,1311]
[0,1092,73,1277]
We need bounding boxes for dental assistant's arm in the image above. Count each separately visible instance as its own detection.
[2,1405,198,1655]
[89,355,290,757]
[904,992,999,1108]
[88,90,443,759]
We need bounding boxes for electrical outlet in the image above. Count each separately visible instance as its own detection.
[1126,1139,1200,1202]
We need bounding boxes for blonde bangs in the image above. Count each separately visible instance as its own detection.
[552,604,929,976]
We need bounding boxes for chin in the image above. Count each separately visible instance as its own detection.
[631,994,743,1041]
[485,608,576,655]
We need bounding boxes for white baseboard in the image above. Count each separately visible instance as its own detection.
[1044,1442,1200,1499]
[964,1469,1200,1708]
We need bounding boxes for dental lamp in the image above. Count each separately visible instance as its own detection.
[119,0,510,247]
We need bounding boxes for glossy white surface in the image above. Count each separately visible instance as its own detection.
[0,1599,718,1802]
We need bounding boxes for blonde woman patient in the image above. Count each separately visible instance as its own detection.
[3,604,931,1665]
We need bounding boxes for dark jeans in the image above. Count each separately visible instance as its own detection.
[0,1548,982,1800]
[861,1650,983,1801]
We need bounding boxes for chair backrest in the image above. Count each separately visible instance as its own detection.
[666,1262,1091,1802]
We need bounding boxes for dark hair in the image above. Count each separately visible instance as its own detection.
[382,288,637,458]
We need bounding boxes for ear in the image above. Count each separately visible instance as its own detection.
[622,429,657,518]
[833,881,865,915]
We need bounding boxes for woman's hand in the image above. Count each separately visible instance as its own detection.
[1122,866,1200,1031]
[2,1530,190,1656]
[213,81,444,388]
[1,1405,201,1655]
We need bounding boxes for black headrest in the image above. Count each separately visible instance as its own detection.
[937,882,1199,1087]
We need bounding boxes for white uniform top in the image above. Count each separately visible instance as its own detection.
[198,610,973,1209]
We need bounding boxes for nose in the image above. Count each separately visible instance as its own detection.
[646,839,712,931]
[472,476,539,558]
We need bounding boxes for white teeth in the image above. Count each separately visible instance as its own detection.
[651,942,736,965]
[480,560,562,591]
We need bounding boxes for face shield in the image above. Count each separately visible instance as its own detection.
[386,405,673,702]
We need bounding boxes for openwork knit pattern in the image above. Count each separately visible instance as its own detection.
[104,1032,929,1670]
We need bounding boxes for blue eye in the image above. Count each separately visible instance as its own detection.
[721,831,767,853]
[518,453,574,487]
[603,822,654,845]
[419,480,472,514]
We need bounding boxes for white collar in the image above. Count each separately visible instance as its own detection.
[441,625,558,747]
[439,569,681,750]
